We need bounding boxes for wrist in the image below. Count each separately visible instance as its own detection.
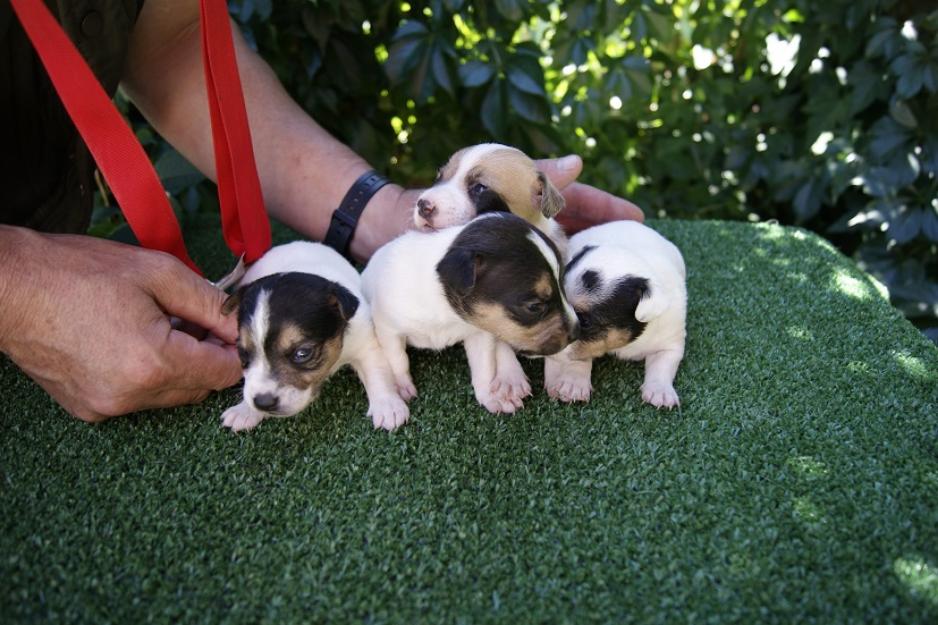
[0,226,41,351]
[348,184,421,263]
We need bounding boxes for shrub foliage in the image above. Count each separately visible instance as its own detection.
[132,1,938,338]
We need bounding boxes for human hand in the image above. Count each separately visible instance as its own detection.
[535,154,644,233]
[0,227,242,422]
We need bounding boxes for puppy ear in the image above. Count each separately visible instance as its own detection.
[536,171,565,219]
[634,279,668,322]
[221,287,244,315]
[436,247,483,293]
[328,284,360,322]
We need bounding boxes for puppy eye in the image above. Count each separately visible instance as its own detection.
[469,182,488,196]
[290,345,316,364]
[237,346,251,368]
[525,300,547,315]
[577,312,593,329]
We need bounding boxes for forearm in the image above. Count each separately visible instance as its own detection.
[121,2,407,256]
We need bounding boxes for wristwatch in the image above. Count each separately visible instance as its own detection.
[323,170,390,260]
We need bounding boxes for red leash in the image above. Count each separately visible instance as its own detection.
[9,0,271,275]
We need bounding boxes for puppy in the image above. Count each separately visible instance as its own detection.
[362,213,579,414]
[413,143,568,252]
[219,242,408,432]
[544,221,687,408]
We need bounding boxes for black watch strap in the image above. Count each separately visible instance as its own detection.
[323,170,389,260]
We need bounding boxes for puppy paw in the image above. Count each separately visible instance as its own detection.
[641,381,680,409]
[490,371,531,410]
[475,389,521,415]
[368,394,410,431]
[394,374,418,402]
[221,402,265,432]
[545,373,593,403]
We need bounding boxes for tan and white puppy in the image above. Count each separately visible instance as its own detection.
[544,221,687,408]
[220,242,408,432]
[413,143,568,252]
[362,213,579,414]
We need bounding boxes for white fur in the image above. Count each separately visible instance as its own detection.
[544,221,687,408]
[362,217,556,414]
[221,241,408,432]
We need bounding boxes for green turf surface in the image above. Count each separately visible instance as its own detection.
[2,217,937,624]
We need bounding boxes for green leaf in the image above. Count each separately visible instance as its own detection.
[506,65,545,96]
[847,60,882,113]
[793,176,825,222]
[921,207,938,243]
[155,149,203,194]
[889,99,917,129]
[458,61,494,88]
[868,117,912,160]
[605,70,633,102]
[494,0,524,21]
[621,55,652,95]
[571,38,594,65]
[891,52,927,98]
[922,137,938,175]
[888,207,923,244]
[507,85,549,123]
[431,45,455,97]
[481,81,507,138]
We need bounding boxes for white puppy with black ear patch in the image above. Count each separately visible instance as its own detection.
[544,221,687,408]
[414,143,568,252]
[220,242,408,432]
[362,213,579,414]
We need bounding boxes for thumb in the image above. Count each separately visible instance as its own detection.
[535,155,583,191]
[146,256,239,344]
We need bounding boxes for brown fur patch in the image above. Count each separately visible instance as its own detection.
[261,322,345,391]
[568,328,636,360]
[533,274,554,300]
[465,148,541,221]
[467,301,570,355]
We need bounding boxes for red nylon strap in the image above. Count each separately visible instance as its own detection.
[200,0,270,264]
[10,0,272,272]
[9,0,200,273]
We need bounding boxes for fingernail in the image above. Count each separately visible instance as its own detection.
[558,155,580,171]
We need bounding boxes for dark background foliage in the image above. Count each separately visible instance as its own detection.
[108,0,938,340]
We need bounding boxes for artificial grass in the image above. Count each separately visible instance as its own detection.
[2,216,937,624]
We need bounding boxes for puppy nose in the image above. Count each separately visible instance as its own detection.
[417,198,436,219]
[253,393,279,412]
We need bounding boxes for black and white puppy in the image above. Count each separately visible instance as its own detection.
[220,242,408,432]
[413,143,568,252]
[544,221,687,408]
[362,213,579,414]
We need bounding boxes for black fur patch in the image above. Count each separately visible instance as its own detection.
[577,275,649,342]
[436,214,565,327]
[581,270,601,292]
[565,245,596,274]
[469,186,511,214]
[237,272,356,369]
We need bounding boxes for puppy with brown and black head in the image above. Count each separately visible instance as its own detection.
[413,143,568,252]
[544,221,687,408]
[220,242,408,432]
[362,213,579,414]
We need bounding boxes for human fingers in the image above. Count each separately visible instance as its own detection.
[144,253,239,344]
[535,155,583,191]
[555,182,645,234]
[163,328,243,391]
